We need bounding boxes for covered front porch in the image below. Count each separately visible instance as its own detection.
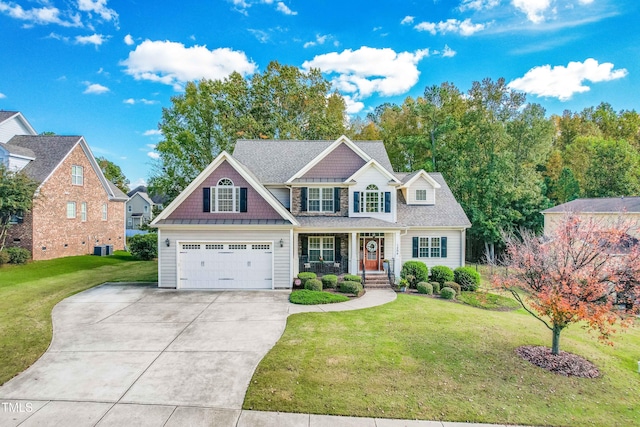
[294,230,401,278]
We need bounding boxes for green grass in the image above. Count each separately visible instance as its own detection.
[289,290,350,305]
[457,291,522,310]
[0,251,157,385]
[244,294,640,427]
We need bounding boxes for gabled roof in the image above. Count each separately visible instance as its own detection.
[0,111,37,135]
[127,185,148,197]
[400,170,441,189]
[6,135,126,201]
[1,142,36,159]
[151,151,298,226]
[396,173,471,228]
[345,159,401,184]
[542,197,640,214]
[232,139,394,184]
[128,190,154,205]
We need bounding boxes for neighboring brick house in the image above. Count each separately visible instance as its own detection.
[0,111,127,260]
[152,135,471,290]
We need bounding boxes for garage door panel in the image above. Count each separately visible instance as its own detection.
[179,242,272,289]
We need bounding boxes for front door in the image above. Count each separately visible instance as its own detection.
[364,238,380,271]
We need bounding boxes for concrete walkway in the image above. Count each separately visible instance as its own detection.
[0,284,514,426]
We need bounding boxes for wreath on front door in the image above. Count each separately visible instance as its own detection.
[366,240,377,252]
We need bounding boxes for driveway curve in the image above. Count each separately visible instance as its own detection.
[0,283,396,427]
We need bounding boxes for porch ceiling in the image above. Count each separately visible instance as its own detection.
[294,216,403,230]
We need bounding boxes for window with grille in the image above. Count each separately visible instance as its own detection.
[416,189,427,201]
[67,202,76,219]
[308,237,334,262]
[205,244,224,249]
[213,178,241,212]
[72,165,83,185]
[418,237,441,258]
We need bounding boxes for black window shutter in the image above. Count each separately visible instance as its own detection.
[334,187,340,213]
[412,237,419,258]
[300,187,307,212]
[203,187,211,212]
[441,236,447,258]
[240,188,248,212]
[301,236,308,256]
[384,192,391,213]
[335,237,341,262]
[354,191,360,212]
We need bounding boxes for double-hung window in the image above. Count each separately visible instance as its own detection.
[308,188,333,212]
[418,237,441,258]
[72,165,83,185]
[416,189,427,201]
[102,203,108,220]
[215,178,240,212]
[81,202,87,222]
[308,236,335,262]
[67,202,76,219]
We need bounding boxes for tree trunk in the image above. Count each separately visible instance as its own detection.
[551,325,562,355]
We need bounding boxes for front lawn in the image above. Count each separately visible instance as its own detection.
[457,291,521,310]
[244,294,640,427]
[289,290,350,305]
[0,252,157,385]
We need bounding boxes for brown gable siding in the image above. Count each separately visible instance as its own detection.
[14,143,125,261]
[167,160,284,220]
[301,142,367,180]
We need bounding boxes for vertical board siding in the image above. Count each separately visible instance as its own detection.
[400,229,463,270]
[159,229,292,289]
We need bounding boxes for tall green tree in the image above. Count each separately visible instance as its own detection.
[0,165,38,251]
[96,157,129,193]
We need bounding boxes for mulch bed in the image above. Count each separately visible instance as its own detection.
[515,345,600,378]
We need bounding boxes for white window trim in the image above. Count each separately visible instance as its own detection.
[415,189,427,201]
[102,203,108,221]
[308,236,335,263]
[81,202,87,222]
[308,187,334,212]
[67,202,76,219]
[360,184,383,213]
[418,236,441,258]
[72,165,83,186]
[211,178,241,213]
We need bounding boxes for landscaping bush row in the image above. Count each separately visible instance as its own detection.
[297,272,363,295]
[0,247,31,265]
[400,263,481,292]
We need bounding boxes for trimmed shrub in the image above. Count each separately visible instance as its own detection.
[400,261,428,288]
[6,247,30,264]
[454,267,481,291]
[417,282,433,295]
[304,278,323,291]
[440,287,456,300]
[297,272,317,287]
[321,274,338,289]
[430,281,441,294]
[0,250,10,266]
[444,281,461,295]
[128,233,157,260]
[339,281,363,295]
[430,265,454,284]
[343,274,362,283]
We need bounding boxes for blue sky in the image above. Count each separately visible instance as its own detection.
[1,0,638,189]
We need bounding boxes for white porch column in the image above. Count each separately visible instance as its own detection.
[349,232,358,274]
[293,230,299,277]
[394,230,402,279]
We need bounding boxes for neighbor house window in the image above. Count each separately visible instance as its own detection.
[419,237,441,258]
[81,202,87,222]
[308,188,333,212]
[214,178,240,212]
[416,189,427,201]
[102,203,107,220]
[308,236,335,262]
[127,218,132,226]
[144,205,149,213]
[72,165,83,185]
[128,205,132,212]
[67,202,76,219]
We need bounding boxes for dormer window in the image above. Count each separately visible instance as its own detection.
[364,184,380,213]
[416,189,427,201]
[203,178,248,213]
[354,185,391,214]
[72,165,83,185]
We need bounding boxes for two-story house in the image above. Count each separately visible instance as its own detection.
[0,111,128,260]
[126,185,159,230]
[151,136,471,289]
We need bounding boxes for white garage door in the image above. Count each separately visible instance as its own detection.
[178,242,273,289]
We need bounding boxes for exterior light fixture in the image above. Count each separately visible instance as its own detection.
[279,239,284,248]
[165,238,170,247]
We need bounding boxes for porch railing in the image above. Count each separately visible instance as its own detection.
[299,256,349,275]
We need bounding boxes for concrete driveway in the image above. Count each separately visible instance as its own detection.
[0,283,291,426]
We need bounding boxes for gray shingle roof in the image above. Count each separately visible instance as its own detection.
[0,111,18,124]
[542,197,640,214]
[295,216,402,229]
[396,173,471,228]
[155,219,292,225]
[107,181,128,201]
[7,135,82,183]
[127,185,148,197]
[1,142,35,159]
[232,139,393,183]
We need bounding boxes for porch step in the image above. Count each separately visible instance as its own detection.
[364,275,392,288]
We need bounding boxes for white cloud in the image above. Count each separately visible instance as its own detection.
[123,98,135,104]
[124,34,134,45]
[75,33,108,46]
[124,98,158,105]
[276,1,296,15]
[47,32,70,42]
[76,0,117,22]
[0,1,82,27]
[147,151,160,160]
[414,18,485,36]
[343,95,364,114]
[0,92,6,99]
[120,40,257,89]
[248,28,270,43]
[441,45,457,58]
[400,15,414,25]
[508,58,628,101]
[303,46,429,100]
[83,82,109,94]
[129,177,147,190]
[578,0,594,3]
[143,129,162,136]
[512,0,551,23]
[459,0,500,11]
[304,34,329,48]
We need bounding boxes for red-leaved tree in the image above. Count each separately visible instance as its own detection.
[492,214,640,355]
